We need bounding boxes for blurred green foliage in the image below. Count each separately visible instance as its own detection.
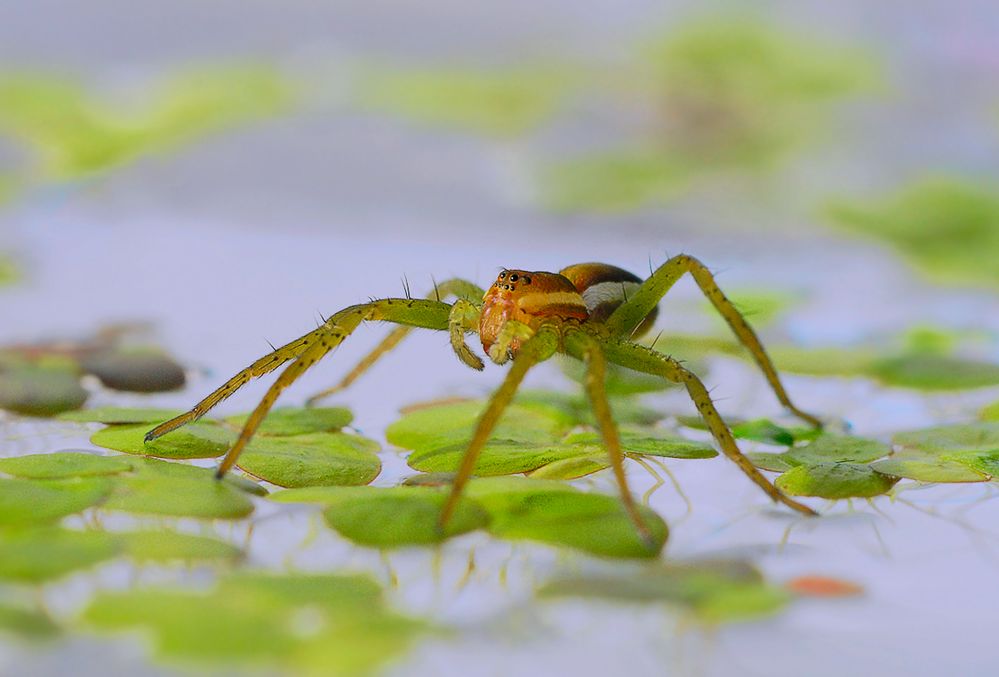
[547,19,877,211]
[826,178,999,289]
[0,65,292,181]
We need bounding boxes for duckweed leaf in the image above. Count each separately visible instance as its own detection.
[770,346,876,377]
[58,407,184,424]
[979,400,999,421]
[320,487,488,547]
[236,433,380,488]
[540,560,788,623]
[870,354,999,390]
[529,455,611,480]
[0,452,133,479]
[746,452,795,473]
[0,364,88,416]
[516,390,664,426]
[406,439,595,476]
[115,531,243,563]
[560,359,672,396]
[871,452,988,483]
[783,435,891,466]
[0,477,112,526]
[82,572,421,672]
[0,604,60,639]
[731,419,796,446]
[565,429,718,459]
[387,399,569,452]
[0,528,119,582]
[476,484,667,558]
[103,461,255,519]
[775,463,898,499]
[91,422,234,459]
[80,350,186,392]
[892,423,999,453]
[224,407,353,436]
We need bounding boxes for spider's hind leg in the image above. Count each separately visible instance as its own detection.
[605,254,821,428]
[601,339,817,516]
[306,279,484,406]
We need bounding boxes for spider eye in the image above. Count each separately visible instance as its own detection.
[499,272,506,279]
[523,276,531,284]
[509,273,519,282]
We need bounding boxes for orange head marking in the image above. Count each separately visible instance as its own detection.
[479,269,588,358]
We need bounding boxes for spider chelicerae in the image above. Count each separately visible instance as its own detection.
[146,255,822,542]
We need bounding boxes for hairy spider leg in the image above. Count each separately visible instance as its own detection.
[605,254,822,428]
[563,329,653,544]
[601,339,817,516]
[144,298,459,470]
[306,279,485,406]
[438,325,560,528]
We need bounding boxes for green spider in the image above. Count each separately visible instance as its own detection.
[147,256,822,542]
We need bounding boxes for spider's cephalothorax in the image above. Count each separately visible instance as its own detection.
[146,255,824,549]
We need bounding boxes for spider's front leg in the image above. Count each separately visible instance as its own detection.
[601,338,817,516]
[605,254,822,429]
[145,298,456,477]
[306,279,485,405]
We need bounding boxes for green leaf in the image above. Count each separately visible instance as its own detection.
[540,559,788,623]
[474,481,667,558]
[892,422,999,453]
[236,433,380,487]
[0,604,60,639]
[871,452,989,483]
[731,419,796,446]
[0,364,88,416]
[567,429,718,459]
[407,439,596,476]
[783,435,891,466]
[102,461,255,519]
[775,463,898,499]
[0,528,119,582]
[529,455,611,480]
[115,531,243,563]
[870,354,999,390]
[0,452,133,479]
[746,452,795,473]
[560,359,673,396]
[58,407,184,424]
[516,389,664,426]
[386,399,569,452]
[224,407,353,436]
[0,477,112,526]
[91,422,235,459]
[321,487,488,547]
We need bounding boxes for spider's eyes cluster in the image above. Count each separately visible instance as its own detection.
[496,271,531,289]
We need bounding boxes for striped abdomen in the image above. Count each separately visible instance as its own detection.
[560,262,658,336]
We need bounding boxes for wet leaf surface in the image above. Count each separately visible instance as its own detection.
[776,462,898,499]
[91,422,235,459]
[406,439,596,476]
[224,406,353,436]
[0,528,119,582]
[236,432,381,488]
[540,559,789,623]
[0,477,112,526]
[0,452,133,479]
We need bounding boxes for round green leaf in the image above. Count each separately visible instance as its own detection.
[91,422,235,459]
[236,433,380,488]
[0,477,112,526]
[783,435,891,466]
[103,462,255,519]
[0,528,119,582]
[871,453,989,483]
[58,407,184,424]
[321,487,489,548]
[0,452,133,479]
[0,604,61,639]
[746,452,795,473]
[115,531,243,563]
[871,354,999,391]
[892,423,999,453]
[407,439,595,476]
[564,429,718,459]
[775,463,898,499]
[529,455,611,480]
[224,407,353,436]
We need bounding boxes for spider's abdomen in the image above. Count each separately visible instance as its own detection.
[559,262,658,337]
[479,269,588,355]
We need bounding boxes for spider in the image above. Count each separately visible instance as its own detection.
[146,255,822,543]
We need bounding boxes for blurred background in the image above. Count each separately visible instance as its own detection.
[2,1,999,676]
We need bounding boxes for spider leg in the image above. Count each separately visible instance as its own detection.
[605,254,821,428]
[600,339,817,516]
[307,279,484,406]
[145,298,454,473]
[563,330,653,545]
[438,325,560,528]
